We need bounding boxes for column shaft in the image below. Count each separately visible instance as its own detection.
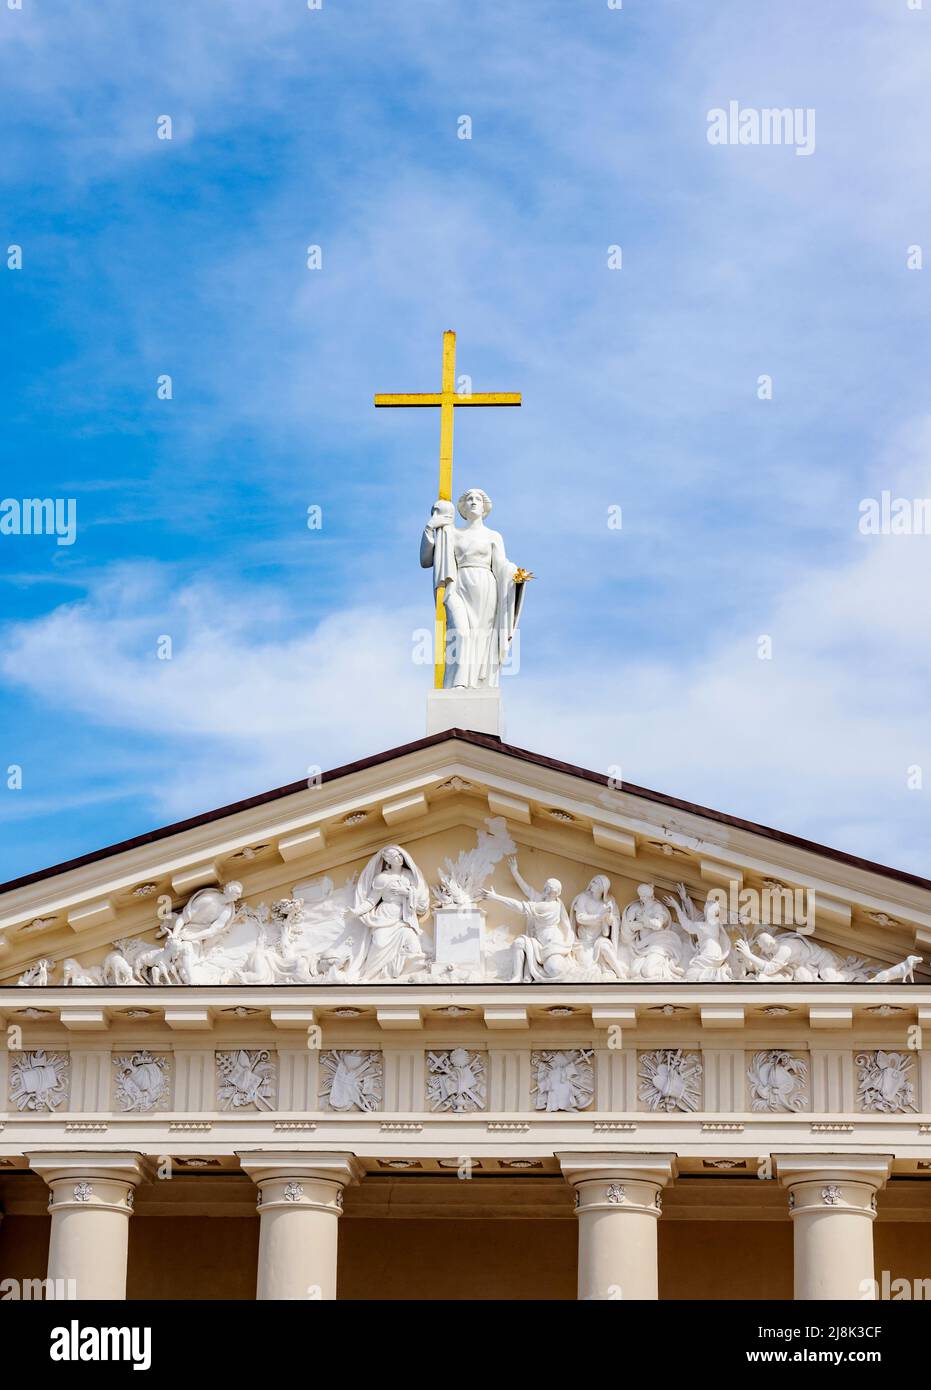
[775,1154,893,1301]
[559,1152,676,1301]
[238,1151,362,1301]
[29,1152,150,1300]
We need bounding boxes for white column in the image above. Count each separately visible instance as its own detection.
[29,1152,151,1300]
[238,1151,362,1301]
[775,1154,893,1301]
[559,1152,677,1301]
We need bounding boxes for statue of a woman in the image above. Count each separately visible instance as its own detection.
[420,488,530,688]
[571,875,626,978]
[353,845,430,980]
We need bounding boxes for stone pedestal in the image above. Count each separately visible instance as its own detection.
[30,1152,151,1300]
[238,1151,362,1300]
[433,907,485,970]
[559,1153,677,1301]
[426,688,502,737]
[775,1154,892,1300]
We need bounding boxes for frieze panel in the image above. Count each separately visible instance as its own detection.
[1,1042,929,1122]
[113,1051,172,1113]
[9,1049,70,1112]
[14,826,922,987]
[747,1050,809,1113]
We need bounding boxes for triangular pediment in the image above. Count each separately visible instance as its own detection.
[1,731,929,986]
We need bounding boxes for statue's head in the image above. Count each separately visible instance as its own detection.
[587,874,610,899]
[705,896,723,925]
[382,846,405,870]
[757,932,777,955]
[457,488,492,520]
[543,877,562,900]
[637,884,654,902]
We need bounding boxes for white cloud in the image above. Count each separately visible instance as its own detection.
[4,419,930,871]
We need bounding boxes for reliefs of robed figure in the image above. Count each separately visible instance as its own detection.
[15,833,925,988]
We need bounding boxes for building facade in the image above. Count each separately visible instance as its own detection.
[1,730,930,1301]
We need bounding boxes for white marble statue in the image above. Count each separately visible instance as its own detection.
[619,885,685,981]
[17,959,50,986]
[353,845,430,980]
[17,850,926,989]
[570,875,625,978]
[420,488,530,688]
[869,954,922,984]
[665,883,733,982]
[735,931,867,983]
[482,857,575,982]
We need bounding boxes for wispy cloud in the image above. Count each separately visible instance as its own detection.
[1,0,929,878]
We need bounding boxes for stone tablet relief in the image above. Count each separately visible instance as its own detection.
[15,826,923,987]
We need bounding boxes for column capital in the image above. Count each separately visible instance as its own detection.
[236,1150,363,1187]
[29,1151,153,1213]
[558,1151,678,1188]
[774,1154,892,1189]
[237,1150,362,1214]
[774,1153,893,1220]
[558,1152,677,1218]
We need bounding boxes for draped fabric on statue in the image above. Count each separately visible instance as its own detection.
[352,846,430,980]
[420,522,525,689]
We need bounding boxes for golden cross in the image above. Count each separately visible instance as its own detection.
[375,330,521,688]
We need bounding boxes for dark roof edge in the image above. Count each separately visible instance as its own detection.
[1,728,929,896]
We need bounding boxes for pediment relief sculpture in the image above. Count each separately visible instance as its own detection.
[13,823,923,987]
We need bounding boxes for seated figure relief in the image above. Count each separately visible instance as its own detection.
[14,829,923,987]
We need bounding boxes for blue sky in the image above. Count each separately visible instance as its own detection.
[1,0,930,880]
